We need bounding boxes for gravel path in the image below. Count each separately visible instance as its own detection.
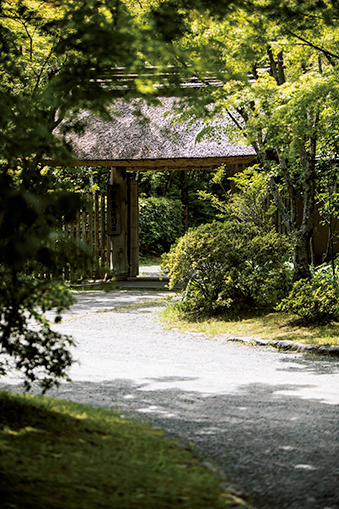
[2,290,339,509]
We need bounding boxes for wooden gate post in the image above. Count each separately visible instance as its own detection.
[107,167,139,279]
[128,174,139,277]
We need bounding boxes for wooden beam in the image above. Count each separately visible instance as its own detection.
[49,155,255,170]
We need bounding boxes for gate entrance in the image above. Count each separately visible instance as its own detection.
[62,97,337,279]
[106,160,254,279]
[63,97,255,279]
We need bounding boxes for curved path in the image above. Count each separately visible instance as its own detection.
[3,289,339,509]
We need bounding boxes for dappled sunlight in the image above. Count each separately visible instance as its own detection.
[3,375,338,509]
[1,391,234,509]
[45,289,170,322]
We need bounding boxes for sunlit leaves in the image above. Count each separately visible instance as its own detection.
[0,0,158,389]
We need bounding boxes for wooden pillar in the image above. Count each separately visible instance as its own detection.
[107,167,139,279]
[107,167,129,278]
[128,175,139,277]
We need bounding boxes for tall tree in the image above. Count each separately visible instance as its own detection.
[0,0,157,389]
[146,0,338,280]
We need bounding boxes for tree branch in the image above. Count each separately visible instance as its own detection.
[267,46,279,85]
[277,51,286,85]
[33,45,57,93]
[286,30,338,66]
[226,109,244,131]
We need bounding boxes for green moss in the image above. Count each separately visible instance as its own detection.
[161,305,339,347]
[0,392,246,509]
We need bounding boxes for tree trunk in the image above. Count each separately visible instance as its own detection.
[292,176,315,281]
[293,125,317,280]
[293,234,312,281]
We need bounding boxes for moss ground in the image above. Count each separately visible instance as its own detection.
[161,305,339,347]
[0,391,247,509]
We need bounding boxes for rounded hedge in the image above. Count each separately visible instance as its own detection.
[277,278,338,324]
[277,259,339,324]
[162,220,292,315]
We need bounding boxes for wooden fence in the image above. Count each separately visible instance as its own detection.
[58,192,111,280]
[26,192,112,281]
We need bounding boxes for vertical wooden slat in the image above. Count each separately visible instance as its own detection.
[50,189,122,278]
[87,195,93,276]
[106,193,111,267]
[101,193,106,269]
[128,176,139,277]
[95,193,99,268]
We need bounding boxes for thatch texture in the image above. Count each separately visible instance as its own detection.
[64,97,255,164]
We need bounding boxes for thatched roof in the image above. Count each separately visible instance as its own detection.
[64,97,255,168]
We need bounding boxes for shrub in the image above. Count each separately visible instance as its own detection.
[311,257,339,285]
[277,278,338,324]
[162,220,292,315]
[139,197,184,256]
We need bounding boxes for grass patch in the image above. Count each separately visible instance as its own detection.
[0,391,245,509]
[161,305,339,347]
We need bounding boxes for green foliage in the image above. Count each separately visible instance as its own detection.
[311,257,339,285]
[162,220,292,315]
[0,392,236,509]
[0,271,75,392]
[50,166,111,193]
[0,169,90,390]
[138,168,222,228]
[277,257,339,324]
[277,278,338,325]
[1,0,337,385]
[0,0,160,388]
[147,0,339,280]
[139,197,184,256]
[198,166,275,231]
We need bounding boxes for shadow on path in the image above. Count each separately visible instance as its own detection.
[2,377,338,509]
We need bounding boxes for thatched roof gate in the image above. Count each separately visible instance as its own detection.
[62,97,256,278]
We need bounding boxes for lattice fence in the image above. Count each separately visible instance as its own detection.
[60,192,111,280]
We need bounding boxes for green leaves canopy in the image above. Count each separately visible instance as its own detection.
[0,0,162,389]
[146,0,339,279]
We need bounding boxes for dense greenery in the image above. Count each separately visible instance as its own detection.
[163,168,338,321]
[146,0,339,280]
[162,220,291,315]
[161,168,294,315]
[139,197,184,256]
[198,166,276,231]
[0,0,160,388]
[0,391,239,508]
[1,0,338,386]
[0,170,84,390]
[278,278,338,325]
[138,168,228,230]
[150,0,338,321]
[277,259,339,324]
